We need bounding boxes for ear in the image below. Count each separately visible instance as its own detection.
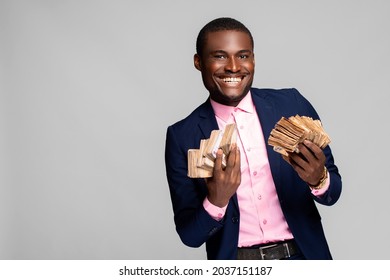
[194,54,202,71]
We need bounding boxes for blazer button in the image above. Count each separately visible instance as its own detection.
[208,227,219,236]
[231,217,239,224]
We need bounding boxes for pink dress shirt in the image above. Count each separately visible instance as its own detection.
[203,92,329,247]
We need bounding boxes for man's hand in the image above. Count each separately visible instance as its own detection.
[206,144,241,208]
[286,140,326,186]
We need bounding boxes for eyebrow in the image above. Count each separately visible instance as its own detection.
[210,49,252,54]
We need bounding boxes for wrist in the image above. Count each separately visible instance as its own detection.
[207,195,229,208]
[309,166,328,190]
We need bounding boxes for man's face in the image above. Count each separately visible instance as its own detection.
[194,30,255,107]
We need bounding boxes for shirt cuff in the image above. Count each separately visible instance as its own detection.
[311,171,330,196]
[203,197,227,221]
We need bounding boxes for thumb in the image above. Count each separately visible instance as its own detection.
[213,148,224,173]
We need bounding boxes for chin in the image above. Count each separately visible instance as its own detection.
[224,91,248,101]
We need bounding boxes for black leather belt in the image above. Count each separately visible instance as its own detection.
[237,240,299,260]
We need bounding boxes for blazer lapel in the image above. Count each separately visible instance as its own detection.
[197,99,219,137]
[197,99,240,211]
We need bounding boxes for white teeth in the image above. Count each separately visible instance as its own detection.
[223,77,242,83]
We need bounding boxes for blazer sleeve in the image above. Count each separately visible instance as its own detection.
[165,124,225,248]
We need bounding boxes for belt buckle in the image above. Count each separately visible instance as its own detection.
[283,242,291,258]
[258,243,278,260]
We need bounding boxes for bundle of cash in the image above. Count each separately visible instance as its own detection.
[188,123,237,178]
[268,115,331,156]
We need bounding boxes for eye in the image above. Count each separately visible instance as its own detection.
[214,54,227,59]
[238,54,249,59]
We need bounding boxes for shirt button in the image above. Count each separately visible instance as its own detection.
[263,219,267,225]
[240,125,244,130]
[253,171,257,176]
[257,195,262,200]
[234,108,238,112]
[246,147,251,152]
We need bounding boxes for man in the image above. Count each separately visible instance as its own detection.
[165,17,342,260]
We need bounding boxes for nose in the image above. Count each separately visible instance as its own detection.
[225,56,240,72]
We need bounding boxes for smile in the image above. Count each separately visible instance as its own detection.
[222,77,242,83]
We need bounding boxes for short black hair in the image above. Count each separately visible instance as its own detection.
[196,17,254,56]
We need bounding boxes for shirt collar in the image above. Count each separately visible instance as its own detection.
[210,91,254,122]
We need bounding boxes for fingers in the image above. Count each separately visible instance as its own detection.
[216,143,241,185]
[206,144,241,207]
[290,141,324,167]
[302,140,323,160]
[213,148,223,173]
[288,150,307,170]
[213,144,241,176]
[224,144,239,170]
[228,144,241,185]
[287,140,326,185]
[232,145,241,173]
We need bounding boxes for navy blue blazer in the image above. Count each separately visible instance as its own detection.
[165,88,342,260]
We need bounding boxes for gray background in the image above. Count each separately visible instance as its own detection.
[1,0,389,259]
